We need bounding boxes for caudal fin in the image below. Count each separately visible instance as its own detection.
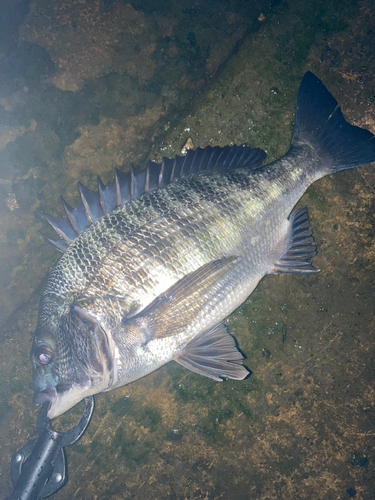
[292,72,375,173]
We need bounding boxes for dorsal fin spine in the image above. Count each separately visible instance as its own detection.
[158,161,165,188]
[170,159,176,183]
[60,196,81,234]
[43,213,74,242]
[197,148,207,170]
[98,176,108,214]
[215,149,224,169]
[180,153,188,177]
[78,182,94,224]
[42,233,68,253]
[114,168,122,206]
[144,165,150,192]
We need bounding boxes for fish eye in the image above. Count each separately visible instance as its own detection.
[34,343,53,365]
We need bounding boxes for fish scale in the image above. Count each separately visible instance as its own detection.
[31,72,375,419]
[89,181,252,315]
[53,172,245,309]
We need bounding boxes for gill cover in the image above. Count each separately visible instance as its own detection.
[31,305,114,419]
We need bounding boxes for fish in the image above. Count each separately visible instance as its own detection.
[30,72,375,419]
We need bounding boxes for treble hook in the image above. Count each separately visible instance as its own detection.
[4,396,94,500]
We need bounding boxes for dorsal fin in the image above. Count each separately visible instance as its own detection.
[43,145,266,253]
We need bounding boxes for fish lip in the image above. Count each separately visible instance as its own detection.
[33,386,57,405]
[46,384,94,419]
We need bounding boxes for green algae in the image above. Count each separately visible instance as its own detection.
[110,395,133,417]
[139,407,162,432]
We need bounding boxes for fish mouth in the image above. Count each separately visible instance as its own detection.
[34,383,95,419]
[33,386,57,405]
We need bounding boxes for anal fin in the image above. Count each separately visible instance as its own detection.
[271,205,319,275]
[174,323,249,381]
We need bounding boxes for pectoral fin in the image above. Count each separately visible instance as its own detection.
[126,256,239,340]
[174,323,249,381]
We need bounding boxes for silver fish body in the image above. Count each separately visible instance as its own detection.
[31,72,375,418]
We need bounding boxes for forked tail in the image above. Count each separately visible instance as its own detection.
[292,72,375,173]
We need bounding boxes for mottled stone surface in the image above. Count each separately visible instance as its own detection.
[0,0,374,499]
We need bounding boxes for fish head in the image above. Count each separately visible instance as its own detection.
[31,301,114,419]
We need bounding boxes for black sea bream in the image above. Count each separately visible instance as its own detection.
[31,72,375,419]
